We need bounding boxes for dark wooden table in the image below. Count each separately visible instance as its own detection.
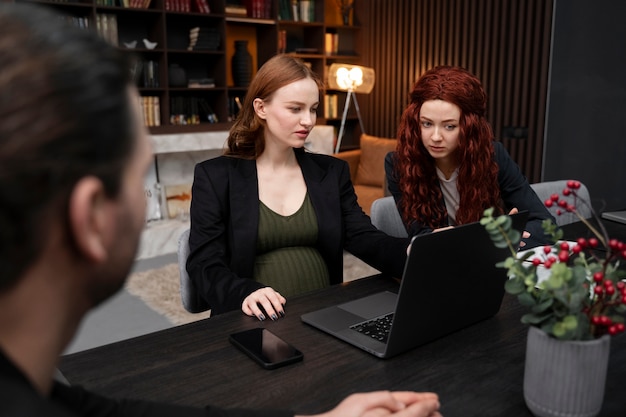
[60,272,626,417]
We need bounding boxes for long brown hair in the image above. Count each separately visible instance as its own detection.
[225,54,323,159]
[395,65,501,229]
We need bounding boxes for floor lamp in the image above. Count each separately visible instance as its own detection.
[327,63,375,153]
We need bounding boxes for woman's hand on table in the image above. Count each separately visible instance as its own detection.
[242,287,286,321]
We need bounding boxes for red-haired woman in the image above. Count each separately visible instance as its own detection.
[385,65,554,248]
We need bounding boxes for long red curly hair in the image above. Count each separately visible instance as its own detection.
[395,66,502,229]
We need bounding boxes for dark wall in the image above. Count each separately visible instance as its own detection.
[543,0,626,211]
[359,0,553,183]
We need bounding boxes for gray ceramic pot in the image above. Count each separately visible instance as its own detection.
[523,326,610,417]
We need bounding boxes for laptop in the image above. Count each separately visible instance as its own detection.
[601,210,626,225]
[301,211,528,358]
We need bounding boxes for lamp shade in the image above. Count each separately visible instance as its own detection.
[327,63,375,94]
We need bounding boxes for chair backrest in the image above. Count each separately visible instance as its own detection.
[370,196,408,238]
[530,180,592,226]
[178,229,211,314]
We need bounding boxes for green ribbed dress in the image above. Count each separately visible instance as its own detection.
[254,193,330,296]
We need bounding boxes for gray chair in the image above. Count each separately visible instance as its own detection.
[177,229,211,314]
[530,180,592,226]
[370,196,408,238]
[370,181,591,235]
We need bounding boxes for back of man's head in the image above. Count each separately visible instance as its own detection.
[0,4,134,292]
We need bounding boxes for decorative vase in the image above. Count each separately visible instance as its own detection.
[523,326,610,417]
[168,64,187,87]
[231,40,252,87]
[342,9,351,25]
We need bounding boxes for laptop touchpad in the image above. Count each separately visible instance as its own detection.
[338,291,397,318]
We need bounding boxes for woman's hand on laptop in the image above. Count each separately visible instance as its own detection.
[303,391,441,417]
[508,207,531,248]
[242,287,286,321]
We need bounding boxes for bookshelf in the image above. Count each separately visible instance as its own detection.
[13,0,362,146]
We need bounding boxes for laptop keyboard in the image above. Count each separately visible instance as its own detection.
[350,313,394,343]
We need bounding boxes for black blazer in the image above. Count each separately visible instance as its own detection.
[385,141,555,248]
[187,148,410,315]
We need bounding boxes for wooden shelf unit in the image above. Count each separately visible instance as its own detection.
[15,0,363,146]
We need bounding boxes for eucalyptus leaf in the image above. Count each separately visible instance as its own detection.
[505,278,526,295]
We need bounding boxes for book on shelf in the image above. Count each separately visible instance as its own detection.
[170,97,216,125]
[141,96,161,127]
[188,78,216,88]
[187,27,221,51]
[192,0,211,13]
[225,4,247,15]
[61,15,90,30]
[277,0,315,21]
[248,0,272,19]
[129,0,152,8]
[325,32,339,55]
[95,14,118,47]
[324,94,338,119]
[139,60,159,88]
[165,0,190,12]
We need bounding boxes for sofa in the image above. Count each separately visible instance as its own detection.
[335,133,397,215]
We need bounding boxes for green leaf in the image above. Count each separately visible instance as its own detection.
[562,315,578,330]
[505,277,526,295]
[517,291,536,307]
[521,311,552,325]
[531,297,554,314]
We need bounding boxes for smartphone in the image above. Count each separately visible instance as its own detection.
[229,328,303,370]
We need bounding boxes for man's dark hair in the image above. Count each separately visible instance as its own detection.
[0,4,135,291]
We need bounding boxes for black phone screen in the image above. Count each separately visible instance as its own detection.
[229,328,303,369]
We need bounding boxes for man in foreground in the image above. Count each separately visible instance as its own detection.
[0,4,441,417]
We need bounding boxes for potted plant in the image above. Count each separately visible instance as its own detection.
[481,180,626,417]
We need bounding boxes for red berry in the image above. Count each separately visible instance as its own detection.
[604,279,613,288]
[544,259,553,269]
[623,295,626,304]
[560,242,570,251]
[556,209,563,216]
[567,204,576,212]
[572,245,582,254]
[609,239,620,250]
[600,316,612,326]
[591,316,602,325]
[606,286,616,295]
[543,245,552,254]
[570,180,581,189]
[594,286,604,295]
[618,242,625,250]
[577,238,587,248]
[544,199,554,208]
[589,238,599,248]
[532,258,542,266]
[562,188,571,196]
[609,326,619,335]
[617,281,625,290]
[593,272,604,282]
[558,250,569,262]
[550,193,559,202]
[617,323,626,333]
[558,200,568,208]
[621,250,626,259]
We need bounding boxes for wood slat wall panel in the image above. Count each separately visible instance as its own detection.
[360,0,553,182]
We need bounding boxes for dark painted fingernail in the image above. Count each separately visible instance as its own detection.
[279,310,285,318]
[271,314,278,321]
[258,314,266,321]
